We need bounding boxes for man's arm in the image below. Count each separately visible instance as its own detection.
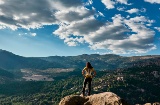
[92,68,96,77]
[82,68,86,77]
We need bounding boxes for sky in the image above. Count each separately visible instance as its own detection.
[0,0,160,57]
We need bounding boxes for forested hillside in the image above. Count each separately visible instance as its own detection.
[0,64,159,105]
[0,49,160,104]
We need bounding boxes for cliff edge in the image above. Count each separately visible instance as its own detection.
[59,92,129,105]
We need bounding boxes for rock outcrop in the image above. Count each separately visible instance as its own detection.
[144,102,160,105]
[59,92,129,105]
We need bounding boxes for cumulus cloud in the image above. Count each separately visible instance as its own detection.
[126,8,139,14]
[126,8,146,14]
[50,0,82,9]
[85,23,129,43]
[55,7,95,24]
[88,15,156,54]
[101,0,129,9]
[54,11,156,54]
[53,16,105,45]
[117,7,126,11]
[86,0,93,5]
[101,0,116,9]
[154,27,160,32]
[0,0,91,30]
[0,0,58,30]
[0,0,95,46]
[66,41,77,46]
[98,11,105,17]
[89,0,93,4]
[117,0,128,4]
[0,0,4,4]
[144,0,160,4]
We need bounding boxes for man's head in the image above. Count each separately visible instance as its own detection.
[86,62,93,69]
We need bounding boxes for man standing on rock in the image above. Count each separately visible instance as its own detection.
[82,62,96,96]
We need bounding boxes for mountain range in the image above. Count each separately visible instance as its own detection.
[1,49,160,83]
[1,49,160,71]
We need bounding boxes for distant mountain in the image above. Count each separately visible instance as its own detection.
[1,49,160,71]
[40,54,160,70]
[0,49,64,70]
[39,54,124,70]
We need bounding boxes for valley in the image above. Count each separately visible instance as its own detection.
[0,49,160,105]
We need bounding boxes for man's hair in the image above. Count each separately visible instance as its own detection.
[86,62,93,69]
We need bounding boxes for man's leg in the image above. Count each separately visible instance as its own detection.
[88,78,92,96]
[82,78,87,96]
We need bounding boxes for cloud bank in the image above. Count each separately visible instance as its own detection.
[144,0,160,4]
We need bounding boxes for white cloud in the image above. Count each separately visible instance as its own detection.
[101,0,129,9]
[98,11,105,17]
[86,24,128,42]
[101,0,116,9]
[63,37,84,46]
[18,32,37,37]
[88,15,156,54]
[31,33,37,37]
[53,16,104,41]
[0,24,5,29]
[0,0,59,30]
[49,0,82,10]
[0,0,96,31]
[125,8,146,14]
[54,12,156,54]
[126,15,130,18]
[154,27,160,32]
[66,41,77,46]
[0,0,4,4]
[144,0,160,4]
[88,0,93,5]
[55,7,95,24]
[117,7,126,11]
[0,0,89,30]
[54,16,105,36]
[0,9,4,15]
[126,8,139,14]
[117,0,128,4]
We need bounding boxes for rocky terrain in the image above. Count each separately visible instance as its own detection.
[59,92,129,105]
[59,92,160,105]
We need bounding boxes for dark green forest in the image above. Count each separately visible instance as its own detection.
[0,65,160,105]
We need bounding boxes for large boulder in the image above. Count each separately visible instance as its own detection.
[144,102,160,105]
[59,95,87,105]
[59,92,129,105]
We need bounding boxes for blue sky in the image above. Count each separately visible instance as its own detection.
[0,0,160,57]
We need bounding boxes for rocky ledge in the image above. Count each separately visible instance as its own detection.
[59,92,129,105]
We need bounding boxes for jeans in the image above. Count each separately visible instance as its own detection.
[82,77,92,96]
